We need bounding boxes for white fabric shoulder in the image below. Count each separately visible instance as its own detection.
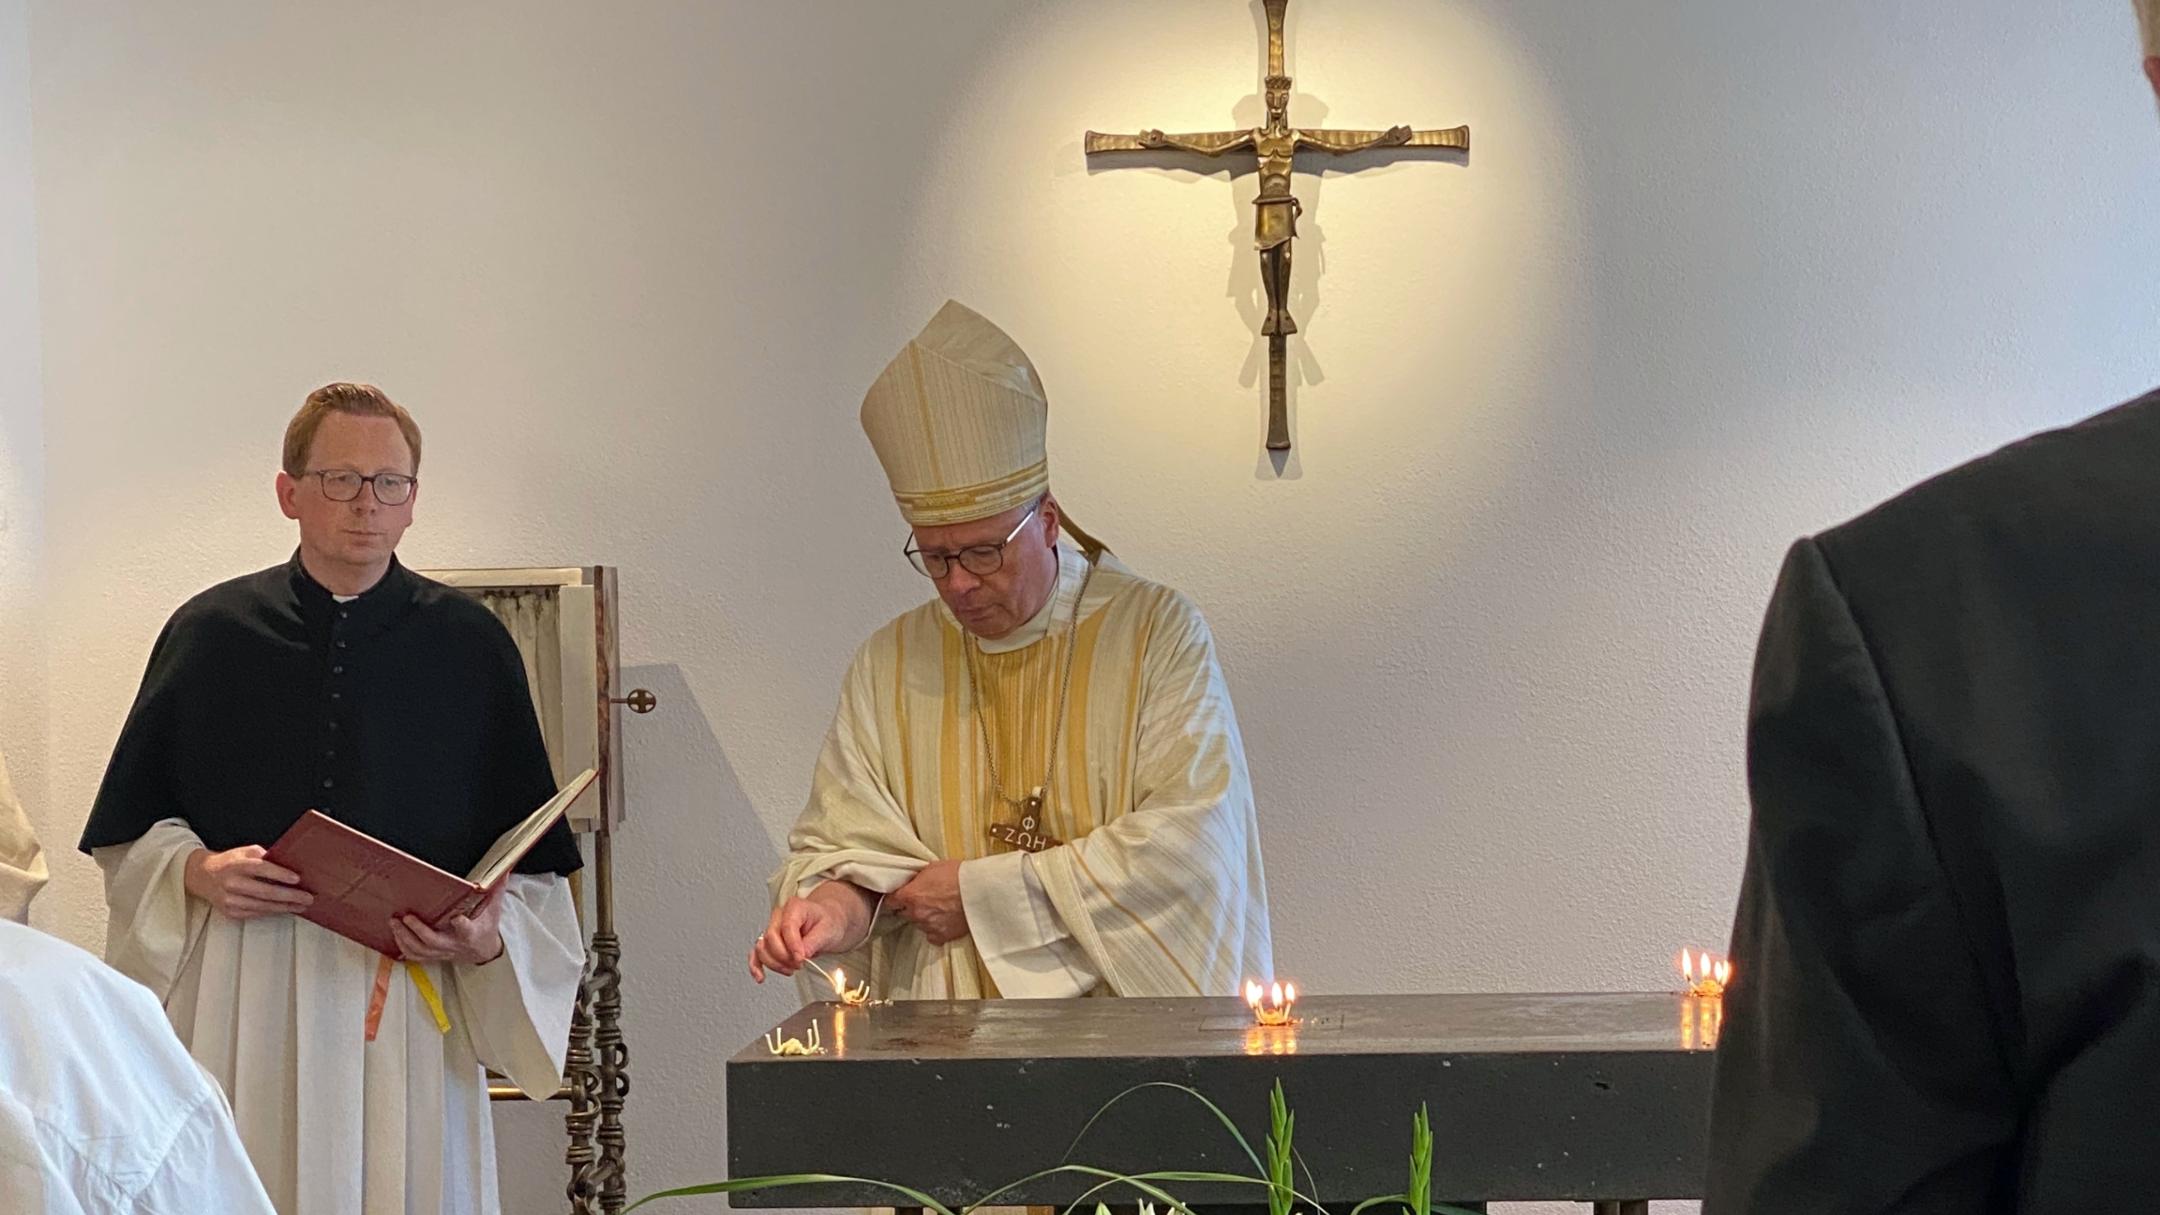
[0,920,275,1214]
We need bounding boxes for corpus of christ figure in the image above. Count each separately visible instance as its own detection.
[1085,0,1469,452]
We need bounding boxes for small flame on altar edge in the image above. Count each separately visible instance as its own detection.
[828,966,872,1007]
[1244,977,1298,1026]
[1678,949,1732,997]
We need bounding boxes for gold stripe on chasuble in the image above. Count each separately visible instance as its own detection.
[1109,586,1165,823]
[973,635,1060,856]
[935,626,970,861]
[896,579,1156,997]
[1060,606,1112,839]
[892,626,915,824]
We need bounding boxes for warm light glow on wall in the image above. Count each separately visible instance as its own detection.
[898,0,1575,480]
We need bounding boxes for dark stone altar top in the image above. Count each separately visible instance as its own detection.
[732,992,1714,1062]
[726,994,1715,1208]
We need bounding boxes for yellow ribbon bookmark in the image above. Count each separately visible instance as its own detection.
[405,962,451,1035]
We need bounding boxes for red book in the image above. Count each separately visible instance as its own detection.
[264,768,596,959]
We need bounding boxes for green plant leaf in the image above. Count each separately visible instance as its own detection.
[1061,1081,1268,1177]
[1126,1168,1333,1215]
[971,1161,1243,1215]
[1407,1103,1432,1215]
[634,1080,1456,1215]
[1052,1163,1207,1215]
[1045,1163,1330,1215]
[1294,1142,1326,1211]
[969,1158,1327,1215]
[1266,1080,1297,1215]
[624,1172,956,1215]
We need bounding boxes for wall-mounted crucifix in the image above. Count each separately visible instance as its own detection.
[1085,0,1469,452]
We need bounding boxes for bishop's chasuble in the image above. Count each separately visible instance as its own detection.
[776,544,1272,1000]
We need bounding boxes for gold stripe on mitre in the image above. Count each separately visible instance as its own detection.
[862,300,1052,527]
[892,460,1052,527]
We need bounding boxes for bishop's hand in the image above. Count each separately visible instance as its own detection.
[751,880,874,982]
[183,845,315,921]
[889,859,969,947]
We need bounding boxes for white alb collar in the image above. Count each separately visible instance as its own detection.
[973,544,1088,654]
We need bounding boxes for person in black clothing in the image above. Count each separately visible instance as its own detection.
[77,382,584,1215]
[1706,14,2160,1208]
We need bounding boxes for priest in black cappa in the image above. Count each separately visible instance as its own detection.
[78,382,586,1215]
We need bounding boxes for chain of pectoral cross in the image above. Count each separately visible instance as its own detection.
[967,561,1095,853]
[1086,0,1469,452]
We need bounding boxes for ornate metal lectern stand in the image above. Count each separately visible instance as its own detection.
[425,565,655,1215]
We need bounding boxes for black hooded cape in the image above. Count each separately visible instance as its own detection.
[79,552,582,880]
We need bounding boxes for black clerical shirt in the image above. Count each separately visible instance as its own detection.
[79,552,582,879]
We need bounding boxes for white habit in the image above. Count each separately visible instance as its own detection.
[96,820,585,1215]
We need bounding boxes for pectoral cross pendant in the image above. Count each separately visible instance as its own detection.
[987,785,1062,854]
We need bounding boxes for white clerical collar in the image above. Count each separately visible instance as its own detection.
[974,544,1088,654]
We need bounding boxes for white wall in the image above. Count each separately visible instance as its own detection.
[15,1,2160,1211]
[0,0,46,925]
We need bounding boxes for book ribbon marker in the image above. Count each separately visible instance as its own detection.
[365,955,394,1041]
[364,955,453,1041]
[406,962,451,1034]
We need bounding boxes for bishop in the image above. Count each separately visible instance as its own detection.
[750,300,1274,1000]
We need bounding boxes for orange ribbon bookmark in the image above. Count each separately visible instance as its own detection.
[364,954,394,1041]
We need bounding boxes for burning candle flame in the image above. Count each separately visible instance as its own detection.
[1245,977,1298,1027]
[1679,948,1731,998]
[828,966,872,1007]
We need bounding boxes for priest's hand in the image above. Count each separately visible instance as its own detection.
[751,880,875,982]
[391,890,506,966]
[183,845,315,920]
[889,860,969,946]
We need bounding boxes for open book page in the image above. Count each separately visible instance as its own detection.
[466,767,597,888]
